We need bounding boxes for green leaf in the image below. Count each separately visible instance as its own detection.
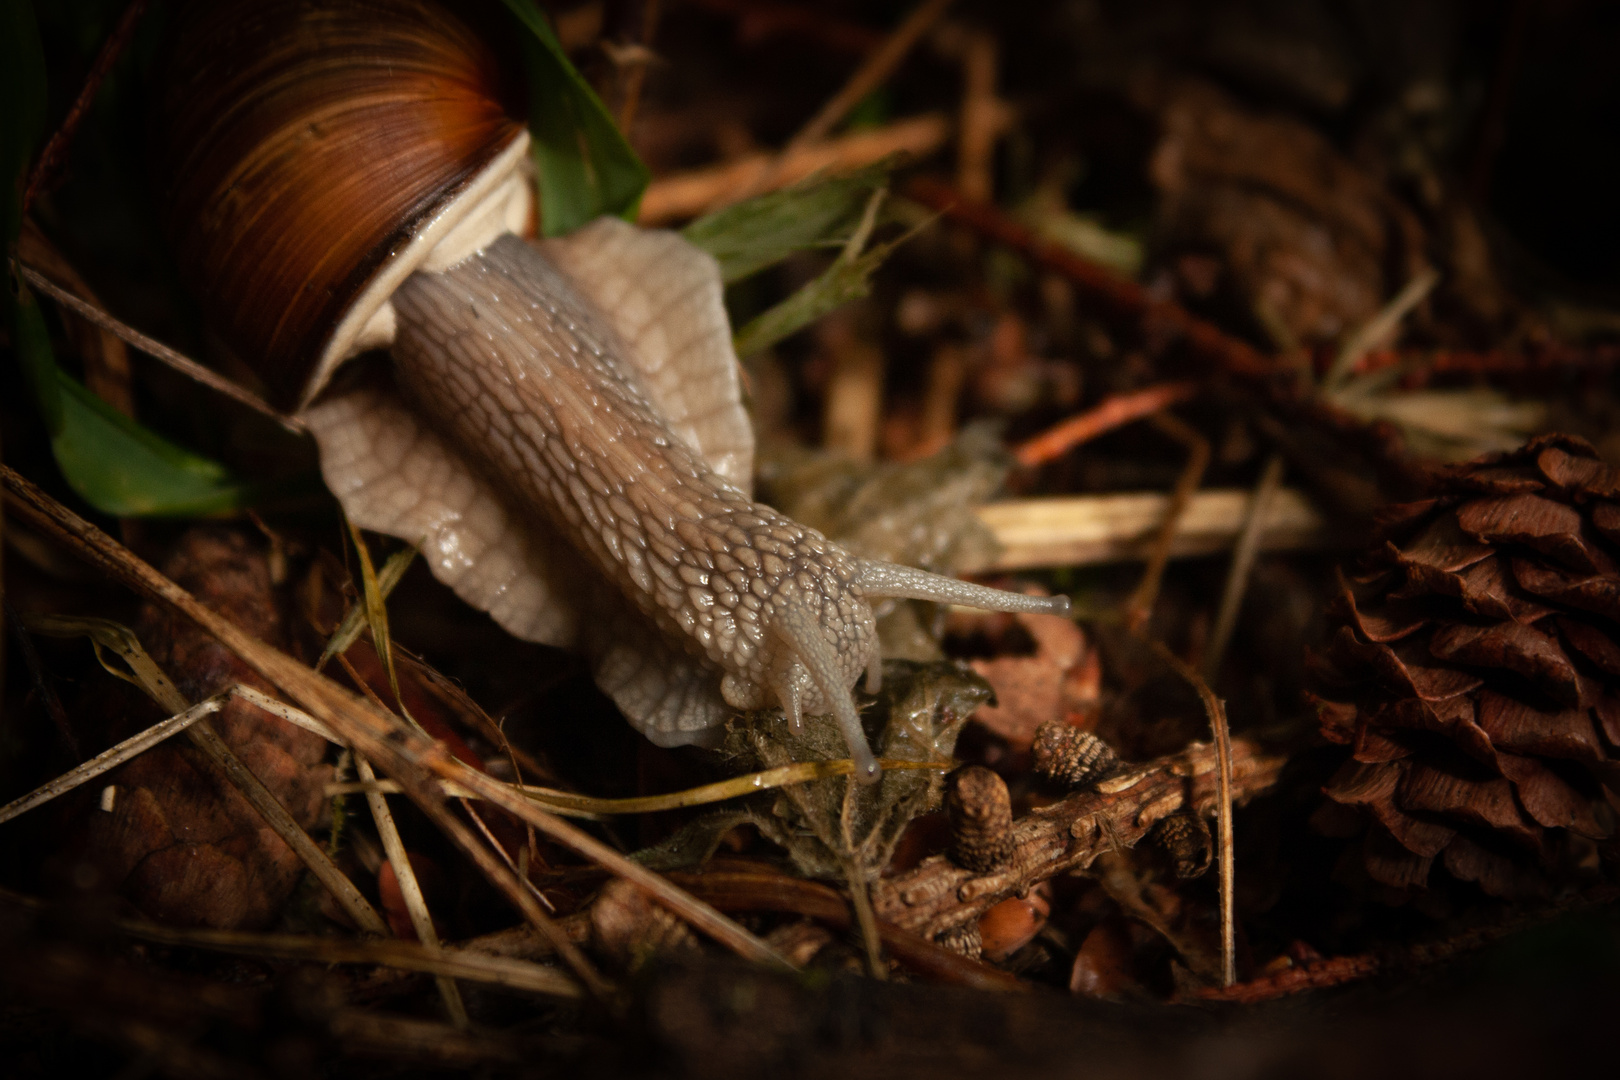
[10,283,250,517]
[683,162,894,284]
[495,0,650,236]
[1,0,47,252]
[731,244,891,359]
[731,188,926,359]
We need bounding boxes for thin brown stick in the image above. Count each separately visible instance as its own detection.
[0,464,788,976]
[21,0,149,213]
[638,114,949,224]
[873,738,1280,943]
[955,30,1006,203]
[0,885,580,998]
[615,0,662,134]
[19,222,134,417]
[842,857,888,980]
[459,796,556,912]
[1203,453,1286,678]
[1013,382,1200,467]
[16,264,307,434]
[396,763,617,999]
[356,752,469,1027]
[1148,642,1237,988]
[1123,413,1210,632]
[727,0,950,204]
[781,0,952,159]
[0,693,223,825]
[903,176,1279,383]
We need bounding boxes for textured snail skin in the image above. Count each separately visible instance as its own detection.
[384,235,1065,778]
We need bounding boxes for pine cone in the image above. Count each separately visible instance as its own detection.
[1313,434,1620,900]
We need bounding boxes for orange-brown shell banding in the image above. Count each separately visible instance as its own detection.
[158,0,524,409]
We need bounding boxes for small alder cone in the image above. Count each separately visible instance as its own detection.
[945,765,1016,873]
[1151,810,1213,880]
[1031,720,1120,789]
[1312,435,1620,900]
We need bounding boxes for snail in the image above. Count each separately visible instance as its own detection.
[157,0,1067,779]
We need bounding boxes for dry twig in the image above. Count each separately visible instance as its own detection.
[639,114,950,224]
[1013,382,1200,468]
[903,176,1277,382]
[614,0,663,134]
[1123,413,1210,632]
[964,487,1327,571]
[769,0,953,173]
[21,0,149,213]
[356,750,468,1026]
[1202,453,1287,677]
[0,886,579,998]
[1148,642,1237,988]
[16,263,305,434]
[669,866,1025,992]
[873,737,1282,943]
[19,224,133,416]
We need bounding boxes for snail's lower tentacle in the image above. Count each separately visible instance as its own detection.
[855,559,1072,616]
[773,599,881,782]
[774,667,805,734]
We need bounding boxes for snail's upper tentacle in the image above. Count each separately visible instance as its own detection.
[856,559,1072,616]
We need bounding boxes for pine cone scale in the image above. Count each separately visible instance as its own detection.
[1426,621,1579,706]
[1455,493,1596,570]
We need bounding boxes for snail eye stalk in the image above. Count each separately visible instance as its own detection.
[855,560,1072,617]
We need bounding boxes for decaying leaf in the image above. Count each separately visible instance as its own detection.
[57,528,332,928]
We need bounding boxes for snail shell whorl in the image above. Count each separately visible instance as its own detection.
[159,0,524,409]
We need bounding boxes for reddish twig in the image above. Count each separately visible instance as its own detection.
[22,0,150,215]
[1194,953,1381,1004]
[1014,382,1200,467]
[903,176,1279,383]
[1195,884,1620,1005]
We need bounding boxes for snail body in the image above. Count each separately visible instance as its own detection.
[160,0,1067,776]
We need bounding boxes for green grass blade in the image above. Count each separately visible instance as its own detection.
[683,162,894,284]
[496,0,650,235]
[10,284,249,517]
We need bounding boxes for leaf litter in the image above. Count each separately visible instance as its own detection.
[6,0,1620,1075]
